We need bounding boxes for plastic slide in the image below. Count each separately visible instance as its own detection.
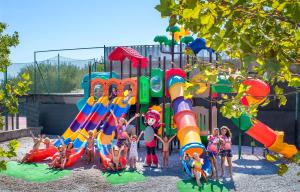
[232,79,298,158]
[96,96,136,170]
[25,96,95,162]
[166,68,211,176]
[53,95,111,168]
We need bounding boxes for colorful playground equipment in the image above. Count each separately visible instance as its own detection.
[166,68,211,176]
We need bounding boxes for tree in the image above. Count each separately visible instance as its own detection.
[0,22,30,171]
[155,0,300,119]
[155,0,300,175]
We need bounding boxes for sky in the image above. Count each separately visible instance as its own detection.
[0,0,169,63]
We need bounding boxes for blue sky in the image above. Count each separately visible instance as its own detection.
[0,0,168,62]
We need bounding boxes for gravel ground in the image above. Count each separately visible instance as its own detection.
[0,137,299,192]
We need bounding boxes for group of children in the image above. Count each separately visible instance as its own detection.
[182,126,233,187]
[106,110,177,170]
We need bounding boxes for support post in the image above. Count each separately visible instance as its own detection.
[238,118,242,159]
[110,61,113,78]
[295,89,299,147]
[88,63,92,97]
[57,53,60,93]
[136,61,141,136]
[129,61,132,78]
[120,60,123,79]
[4,66,8,130]
[103,45,106,72]
[34,52,37,98]
[162,56,166,136]
[179,40,182,68]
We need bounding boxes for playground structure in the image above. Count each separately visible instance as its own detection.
[24,38,298,172]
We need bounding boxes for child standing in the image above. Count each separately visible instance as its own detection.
[110,110,140,159]
[154,134,177,168]
[207,128,220,180]
[79,130,100,164]
[219,126,233,178]
[128,133,143,169]
[122,88,133,104]
[192,152,208,187]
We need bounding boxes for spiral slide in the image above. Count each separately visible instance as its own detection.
[166,68,211,176]
[96,96,136,170]
[232,79,298,158]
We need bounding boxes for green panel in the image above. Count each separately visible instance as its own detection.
[212,77,233,93]
[232,113,253,131]
[139,104,149,131]
[139,76,150,104]
[164,103,177,136]
[200,136,208,147]
[150,68,163,97]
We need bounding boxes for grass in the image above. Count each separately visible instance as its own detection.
[0,161,71,183]
[177,178,229,192]
[102,169,146,185]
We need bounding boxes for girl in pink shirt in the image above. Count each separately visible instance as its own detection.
[219,126,233,178]
[207,128,220,180]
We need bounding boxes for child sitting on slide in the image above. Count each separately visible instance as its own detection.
[154,133,177,168]
[122,88,133,104]
[108,145,124,171]
[49,136,74,169]
[128,133,143,169]
[192,152,208,187]
[20,131,47,163]
[79,130,101,164]
[110,110,140,159]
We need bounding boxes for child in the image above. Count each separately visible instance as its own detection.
[109,87,118,101]
[183,153,193,173]
[219,126,233,178]
[108,146,124,171]
[128,133,143,169]
[48,145,65,169]
[154,134,177,168]
[20,131,44,163]
[207,128,220,180]
[110,110,140,159]
[49,136,74,169]
[94,85,103,99]
[79,130,101,164]
[122,88,133,104]
[192,152,208,187]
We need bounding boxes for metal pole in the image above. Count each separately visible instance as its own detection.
[238,118,242,159]
[110,61,113,78]
[162,56,166,136]
[4,66,8,130]
[57,54,60,93]
[209,84,212,133]
[171,33,175,62]
[103,45,106,72]
[34,52,37,97]
[11,114,14,130]
[129,61,132,78]
[158,57,161,68]
[120,60,123,79]
[136,61,141,136]
[16,112,19,129]
[295,90,299,147]
[179,40,182,68]
[88,63,92,97]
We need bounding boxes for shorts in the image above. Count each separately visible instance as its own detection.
[162,151,168,157]
[117,139,127,147]
[208,151,218,158]
[219,150,232,157]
